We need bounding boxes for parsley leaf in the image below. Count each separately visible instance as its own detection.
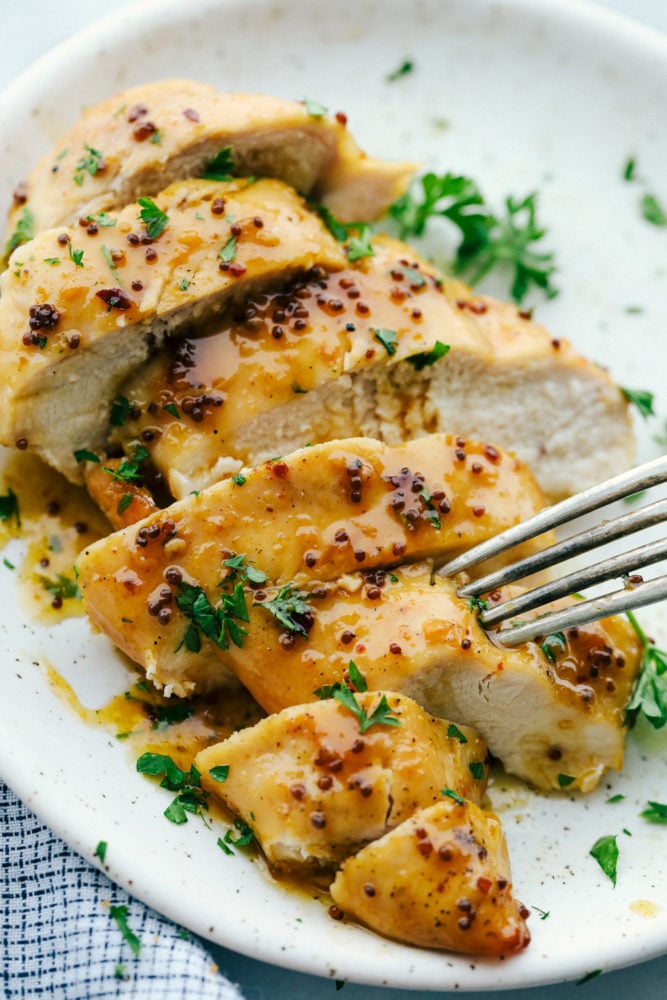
[641,192,667,227]
[137,196,169,239]
[641,800,667,823]
[176,580,248,652]
[373,327,398,356]
[333,685,402,734]
[86,211,116,228]
[558,773,576,788]
[73,144,105,186]
[204,147,235,180]
[469,761,486,780]
[407,340,450,370]
[219,236,237,263]
[231,472,246,486]
[73,448,100,464]
[208,765,230,783]
[447,723,468,744]
[38,573,81,601]
[441,787,465,805]
[0,488,21,527]
[117,494,133,516]
[346,224,375,262]
[94,841,107,863]
[625,611,667,729]
[4,206,34,259]
[257,585,314,638]
[620,386,655,419]
[217,818,255,855]
[110,395,132,427]
[109,904,141,957]
[540,631,567,664]
[466,595,489,614]
[68,243,84,267]
[589,834,619,886]
[386,60,414,82]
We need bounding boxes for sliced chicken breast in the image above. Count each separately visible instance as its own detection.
[4,79,414,254]
[196,693,488,872]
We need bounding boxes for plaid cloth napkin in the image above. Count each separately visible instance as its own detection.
[1,781,244,999]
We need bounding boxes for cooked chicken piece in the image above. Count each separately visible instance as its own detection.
[4,79,414,255]
[0,178,345,482]
[77,434,549,694]
[195,693,488,872]
[330,798,531,957]
[111,236,632,501]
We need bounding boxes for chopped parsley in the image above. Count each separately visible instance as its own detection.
[73,144,105,186]
[136,752,208,824]
[407,340,450,371]
[137,197,169,239]
[222,552,268,586]
[176,580,249,652]
[441,787,465,805]
[333,685,401,735]
[219,236,237,263]
[641,800,667,823]
[44,257,60,266]
[346,224,375,262]
[389,173,557,303]
[217,818,255,855]
[466,595,489,614]
[38,573,81,601]
[204,146,235,181]
[149,128,163,146]
[4,206,34,259]
[304,97,328,117]
[163,402,180,419]
[641,192,667,227]
[447,723,468,744]
[109,905,141,957]
[208,765,230,783]
[68,243,84,267]
[73,448,100,464]
[94,841,107,863]
[606,794,625,804]
[557,773,576,788]
[620,386,655,419]
[231,472,247,486]
[179,278,189,291]
[623,158,636,181]
[386,59,414,82]
[532,906,550,921]
[86,211,116,228]
[589,834,619,886]
[117,493,133,516]
[372,327,398,356]
[540,631,567,664]
[103,446,149,485]
[109,395,132,427]
[468,761,486,780]
[625,611,667,729]
[0,488,21,527]
[257,585,314,638]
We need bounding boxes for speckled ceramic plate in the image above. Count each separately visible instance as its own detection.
[1,0,667,990]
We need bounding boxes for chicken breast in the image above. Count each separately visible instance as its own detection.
[195,693,488,872]
[4,79,414,256]
[77,433,549,693]
[0,177,345,482]
[330,798,531,957]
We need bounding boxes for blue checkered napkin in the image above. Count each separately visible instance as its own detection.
[1,781,244,999]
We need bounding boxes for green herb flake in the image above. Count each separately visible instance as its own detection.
[372,327,398,356]
[346,224,375,262]
[48,535,62,553]
[623,158,636,181]
[164,402,181,419]
[43,257,61,265]
[137,196,169,239]
[640,192,667,227]
[346,660,367,692]
[606,794,625,804]
[292,383,308,394]
[334,685,401,735]
[386,59,414,82]
[576,970,602,986]
[209,765,230,783]
[94,840,107,863]
[231,472,246,486]
[109,395,132,427]
[557,773,576,788]
[68,243,84,267]
[541,631,567,664]
[625,611,667,729]
[447,723,468,744]
[469,761,486,780]
[38,573,81,601]
[3,558,15,570]
[73,144,105,186]
[86,211,116,228]
[0,488,21,527]
[589,834,619,886]
[640,800,667,823]
[204,146,235,181]
[532,906,550,920]
[620,386,655,419]
[179,278,190,291]
[257,585,314,638]
[4,206,35,260]
[149,128,163,146]
[466,595,489,615]
[114,964,125,981]
[304,97,328,118]
[176,580,249,652]
[316,205,350,242]
[109,904,141,957]
[407,341,450,371]
[219,236,237,263]
[117,493,133,516]
[219,818,255,855]
[441,787,466,805]
[136,751,187,789]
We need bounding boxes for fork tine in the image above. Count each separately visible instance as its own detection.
[457,496,667,598]
[437,454,667,580]
[492,574,667,646]
[480,534,667,627]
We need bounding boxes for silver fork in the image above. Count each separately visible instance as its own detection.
[436,455,667,645]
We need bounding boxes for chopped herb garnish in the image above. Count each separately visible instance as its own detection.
[541,631,567,664]
[407,340,450,371]
[640,800,667,823]
[176,580,248,652]
[109,904,141,957]
[204,146,235,181]
[219,236,237,263]
[257,585,314,638]
[103,457,144,484]
[73,144,105,186]
[469,761,485,780]
[3,558,15,570]
[589,834,619,886]
[110,395,132,427]
[137,196,169,239]
[222,553,268,586]
[641,192,667,227]
[38,573,81,601]
[292,383,308,394]
[231,472,246,486]
[208,765,230,783]
[4,206,34,259]
[347,660,367,692]
[137,753,209,824]
[304,97,328,117]
[44,257,61,265]
[68,243,84,267]
[441,787,465,805]
[332,684,401,735]
[164,402,180,419]
[86,211,116,228]
[532,906,550,920]
[575,970,602,986]
[620,386,655,419]
[346,224,375,262]
[0,488,21,527]
[179,278,189,291]
[623,158,636,181]
[94,841,107,863]
[466,595,489,615]
[372,327,398,356]
[386,59,414,81]
[447,723,468,744]
[217,818,255,855]
[149,128,163,146]
[606,794,625,804]
[625,611,667,729]
[558,773,576,788]
[117,493,133,516]
[114,964,125,981]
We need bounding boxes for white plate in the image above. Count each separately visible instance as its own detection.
[1,0,667,991]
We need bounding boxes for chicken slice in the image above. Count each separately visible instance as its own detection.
[4,79,414,252]
[330,798,531,957]
[195,693,488,872]
[77,434,549,693]
[109,235,632,502]
[0,178,346,482]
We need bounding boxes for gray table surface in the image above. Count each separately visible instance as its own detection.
[2,1,666,997]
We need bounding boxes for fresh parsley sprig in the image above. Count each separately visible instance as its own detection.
[625,611,667,729]
[136,752,208,825]
[314,661,402,734]
[176,580,249,653]
[137,197,169,239]
[257,585,314,638]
